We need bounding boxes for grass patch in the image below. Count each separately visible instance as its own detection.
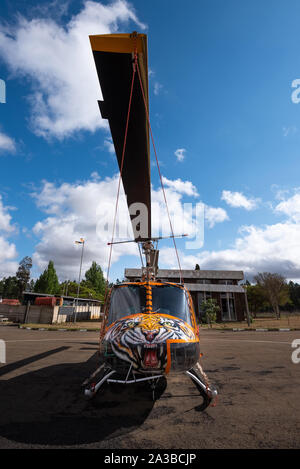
[19,321,102,331]
[199,314,300,330]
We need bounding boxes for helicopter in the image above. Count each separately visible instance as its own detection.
[83,32,217,407]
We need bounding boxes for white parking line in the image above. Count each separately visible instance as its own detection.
[202,338,292,345]
[4,338,291,346]
[4,338,98,343]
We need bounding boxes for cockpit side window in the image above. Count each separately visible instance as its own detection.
[108,285,146,325]
[151,285,192,325]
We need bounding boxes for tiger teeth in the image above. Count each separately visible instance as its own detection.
[144,344,157,349]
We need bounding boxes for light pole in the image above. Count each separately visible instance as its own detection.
[63,279,69,296]
[74,238,85,323]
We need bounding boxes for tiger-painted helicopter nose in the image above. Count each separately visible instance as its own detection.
[84,277,217,406]
[102,297,200,375]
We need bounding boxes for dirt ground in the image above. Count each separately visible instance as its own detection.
[0,326,299,449]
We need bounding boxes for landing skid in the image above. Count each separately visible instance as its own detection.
[186,363,218,410]
[83,363,164,400]
[83,362,218,408]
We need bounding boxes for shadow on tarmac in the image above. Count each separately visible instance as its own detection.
[0,350,166,446]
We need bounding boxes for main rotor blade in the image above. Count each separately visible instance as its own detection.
[90,33,151,241]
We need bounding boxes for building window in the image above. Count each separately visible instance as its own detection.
[220,293,236,321]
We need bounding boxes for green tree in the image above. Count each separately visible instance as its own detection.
[254,272,290,319]
[246,284,267,318]
[201,298,220,327]
[34,260,60,295]
[28,279,36,292]
[0,276,19,299]
[60,281,77,297]
[16,256,32,299]
[288,281,300,311]
[60,280,103,301]
[84,261,106,296]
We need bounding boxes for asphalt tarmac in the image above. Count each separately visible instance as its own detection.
[0,326,299,449]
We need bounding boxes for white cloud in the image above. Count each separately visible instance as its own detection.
[159,247,199,270]
[0,196,18,278]
[31,175,137,279]
[282,126,297,137]
[31,174,224,279]
[174,148,186,162]
[0,196,16,233]
[159,219,300,281]
[221,190,260,210]
[154,82,163,95]
[0,237,18,278]
[104,137,115,154]
[204,206,229,228]
[0,0,145,139]
[197,222,300,280]
[0,131,16,153]
[161,176,198,197]
[158,179,227,230]
[271,185,291,201]
[275,192,300,222]
[147,68,163,96]
[156,188,300,280]
[151,187,199,240]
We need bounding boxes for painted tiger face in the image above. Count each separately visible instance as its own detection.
[104,314,196,371]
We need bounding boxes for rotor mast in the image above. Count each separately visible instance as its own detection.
[141,240,159,281]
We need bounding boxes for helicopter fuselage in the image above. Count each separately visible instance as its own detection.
[100,281,200,375]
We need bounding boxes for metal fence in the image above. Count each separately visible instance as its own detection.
[58,305,100,322]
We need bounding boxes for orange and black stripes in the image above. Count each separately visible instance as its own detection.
[144,282,152,313]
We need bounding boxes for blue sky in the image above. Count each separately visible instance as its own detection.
[1,0,300,282]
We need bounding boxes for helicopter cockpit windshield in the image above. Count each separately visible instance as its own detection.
[151,285,191,325]
[107,284,191,326]
[108,285,147,325]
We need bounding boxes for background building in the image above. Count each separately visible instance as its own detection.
[125,269,247,322]
[0,292,102,324]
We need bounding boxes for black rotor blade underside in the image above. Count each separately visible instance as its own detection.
[92,50,151,241]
